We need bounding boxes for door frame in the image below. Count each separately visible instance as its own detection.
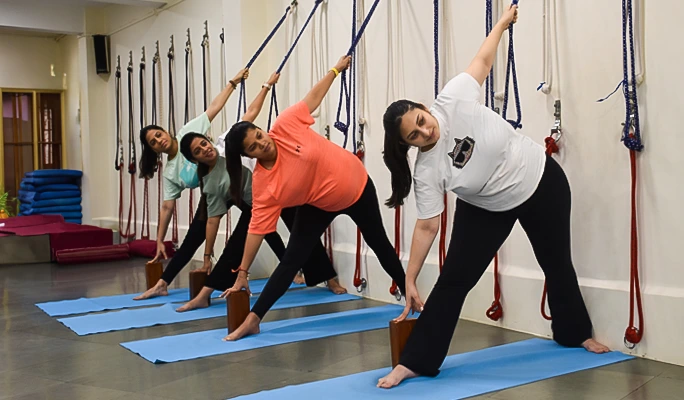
[0,88,66,193]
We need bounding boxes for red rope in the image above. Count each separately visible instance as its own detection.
[389,205,400,296]
[157,159,163,229]
[486,253,504,321]
[118,164,136,241]
[141,178,151,240]
[189,189,194,223]
[128,165,137,239]
[352,146,365,289]
[624,148,643,347]
[545,136,559,156]
[325,226,334,265]
[541,281,552,320]
[438,194,447,272]
[353,227,363,288]
[172,199,178,246]
[540,137,558,320]
[225,209,232,244]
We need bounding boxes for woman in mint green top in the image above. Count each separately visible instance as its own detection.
[176,133,346,311]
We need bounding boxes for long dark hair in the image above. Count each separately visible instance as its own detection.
[179,132,210,221]
[139,124,165,179]
[225,121,258,205]
[382,100,427,208]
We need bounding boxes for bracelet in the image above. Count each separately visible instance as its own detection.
[231,268,250,275]
[329,67,340,78]
[262,82,272,90]
[228,79,237,89]
[204,253,212,258]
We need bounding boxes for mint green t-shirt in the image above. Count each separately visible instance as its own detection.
[202,155,253,218]
[162,113,211,201]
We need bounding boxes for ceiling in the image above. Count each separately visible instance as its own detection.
[0,0,167,8]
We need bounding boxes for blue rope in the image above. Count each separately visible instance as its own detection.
[334,0,382,150]
[236,3,294,122]
[267,0,324,130]
[501,0,522,129]
[621,0,643,151]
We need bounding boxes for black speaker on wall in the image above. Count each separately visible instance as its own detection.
[93,34,111,74]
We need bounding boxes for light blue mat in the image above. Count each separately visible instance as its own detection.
[230,338,633,399]
[36,279,304,316]
[57,287,360,335]
[121,304,404,363]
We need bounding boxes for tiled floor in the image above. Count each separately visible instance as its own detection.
[1,258,683,399]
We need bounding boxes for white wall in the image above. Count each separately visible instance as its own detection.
[60,35,82,172]
[257,0,684,366]
[0,34,65,90]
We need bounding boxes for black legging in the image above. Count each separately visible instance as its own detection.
[161,201,337,291]
[399,155,593,377]
[205,204,337,291]
[251,176,407,319]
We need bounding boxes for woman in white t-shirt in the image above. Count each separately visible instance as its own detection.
[134,68,277,301]
[377,5,609,388]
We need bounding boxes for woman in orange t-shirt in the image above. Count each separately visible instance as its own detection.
[221,55,406,341]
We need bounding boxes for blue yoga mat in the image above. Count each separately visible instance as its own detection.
[121,304,404,363]
[36,279,303,316]
[57,287,359,335]
[230,338,633,400]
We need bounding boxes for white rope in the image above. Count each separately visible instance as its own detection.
[356,0,366,127]
[220,30,227,134]
[309,2,325,120]
[633,0,644,85]
[202,23,213,141]
[155,46,164,129]
[494,0,505,101]
[540,0,560,98]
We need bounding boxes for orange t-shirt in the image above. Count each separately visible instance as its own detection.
[249,101,368,235]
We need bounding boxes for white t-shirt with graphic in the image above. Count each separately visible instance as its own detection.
[413,72,546,219]
[162,113,211,201]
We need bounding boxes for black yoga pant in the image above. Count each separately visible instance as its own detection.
[205,204,338,291]
[399,155,593,377]
[251,176,407,318]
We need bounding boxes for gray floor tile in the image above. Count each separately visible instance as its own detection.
[620,377,684,400]
[4,383,129,400]
[142,362,302,400]
[0,371,63,400]
[68,356,226,392]
[490,369,654,400]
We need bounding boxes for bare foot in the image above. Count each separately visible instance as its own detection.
[377,364,419,389]
[133,280,168,300]
[293,272,306,285]
[223,312,261,341]
[582,338,610,354]
[327,278,347,295]
[175,295,210,312]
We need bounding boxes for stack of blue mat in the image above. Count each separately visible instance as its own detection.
[18,169,83,224]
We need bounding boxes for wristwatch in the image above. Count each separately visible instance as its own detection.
[262,82,272,90]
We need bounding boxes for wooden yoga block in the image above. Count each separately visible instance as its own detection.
[389,318,418,368]
[145,262,163,290]
[189,270,209,303]
[226,290,250,334]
